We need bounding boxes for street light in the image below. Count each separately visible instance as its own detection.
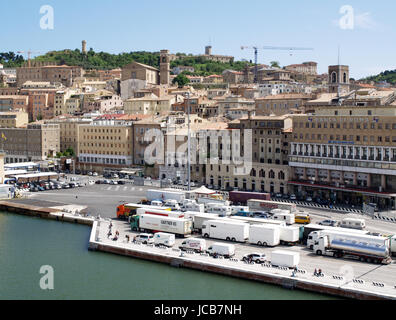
[184,92,191,192]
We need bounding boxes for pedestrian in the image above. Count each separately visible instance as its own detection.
[318,268,322,276]
[107,230,112,238]
[133,236,136,243]
[126,235,130,242]
[314,268,317,276]
[116,230,119,236]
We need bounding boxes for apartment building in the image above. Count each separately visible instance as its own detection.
[0,95,29,112]
[205,115,292,194]
[132,120,162,166]
[124,94,176,115]
[0,110,29,128]
[17,64,84,87]
[216,96,255,115]
[46,116,92,153]
[289,107,396,209]
[285,62,318,75]
[77,120,133,173]
[0,123,60,163]
[255,94,313,116]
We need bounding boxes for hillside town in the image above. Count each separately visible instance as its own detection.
[0,41,396,213]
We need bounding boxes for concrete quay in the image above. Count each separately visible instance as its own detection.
[89,219,396,300]
[1,198,396,300]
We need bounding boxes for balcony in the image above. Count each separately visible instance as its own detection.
[304,152,309,156]
[292,152,297,155]
[369,156,374,160]
[341,154,346,159]
[354,155,360,160]
[316,153,321,157]
[348,155,353,159]
[310,152,314,156]
[376,156,382,161]
[383,156,389,161]
[322,153,327,157]
[392,157,396,162]
[334,154,340,158]
[361,155,367,160]
[328,154,333,158]
[298,152,303,156]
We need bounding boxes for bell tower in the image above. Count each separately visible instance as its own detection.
[328,65,350,96]
[160,50,170,85]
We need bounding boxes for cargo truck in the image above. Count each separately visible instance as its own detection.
[135,207,184,219]
[183,212,220,232]
[202,219,249,242]
[228,215,286,227]
[279,226,300,245]
[247,199,297,213]
[270,250,300,268]
[248,224,280,247]
[312,231,391,264]
[146,189,185,203]
[229,191,271,205]
[302,224,369,245]
[116,203,171,219]
[206,204,232,216]
[197,197,230,207]
[391,235,396,256]
[130,214,192,237]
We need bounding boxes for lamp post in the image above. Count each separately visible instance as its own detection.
[185,92,191,191]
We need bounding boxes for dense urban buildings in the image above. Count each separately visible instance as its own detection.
[1,44,396,210]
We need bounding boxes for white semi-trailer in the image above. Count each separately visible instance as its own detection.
[136,207,185,219]
[279,226,300,245]
[248,224,280,247]
[202,219,249,242]
[270,250,300,268]
[146,189,185,203]
[312,231,391,264]
[228,216,286,227]
[183,212,220,232]
[307,228,371,249]
[134,214,192,237]
[247,199,297,213]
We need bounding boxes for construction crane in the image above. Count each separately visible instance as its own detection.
[16,50,42,67]
[240,46,314,83]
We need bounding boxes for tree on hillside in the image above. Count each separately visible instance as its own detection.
[270,61,280,68]
[172,74,190,87]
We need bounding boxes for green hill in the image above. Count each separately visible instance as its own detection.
[0,49,250,76]
[363,69,396,84]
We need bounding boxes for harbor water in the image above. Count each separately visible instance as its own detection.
[0,212,336,300]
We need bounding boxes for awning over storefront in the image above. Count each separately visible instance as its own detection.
[288,180,396,199]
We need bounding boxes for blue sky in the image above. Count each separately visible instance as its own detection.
[1,0,395,78]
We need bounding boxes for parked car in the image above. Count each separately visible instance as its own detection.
[318,219,338,227]
[242,253,267,264]
[282,194,290,199]
[290,194,297,200]
[305,196,313,202]
[135,233,154,244]
[118,180,126,185]
[92,172,98,176]
[275,193,283,198]
[110,180,118,185]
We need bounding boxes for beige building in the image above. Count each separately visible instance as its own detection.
[285,62,318,75]
[0,110,29,128]
[124,94,177,115]
[0,95,29,112]
[289,107,396,209]
[0,123,60,163]
[205,115,292,193]
[46,116,92,153]
[77,120,133,173]
[255,93,313,116]
[17,64,84,87]
[121,61,159,85]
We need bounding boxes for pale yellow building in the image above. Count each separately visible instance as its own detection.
[0,110,29,128]
[77,120,133,173]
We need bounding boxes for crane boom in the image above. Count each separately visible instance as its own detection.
[241,45,314,83]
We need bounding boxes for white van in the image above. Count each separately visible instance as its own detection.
[206,204,232,216]
[151,200,163,207]
[339,218,366,230]
[179,238,206,253]
[153,232,175,247]
[135,233,154,244]
[164,199,180,210]
[272,210,295,225]
[206,243,235,258]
